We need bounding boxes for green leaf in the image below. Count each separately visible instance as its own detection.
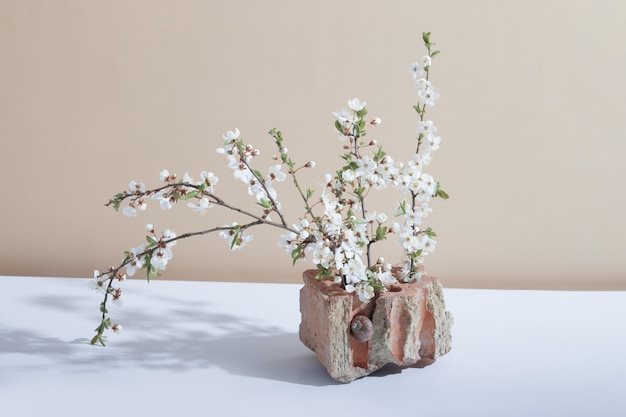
[431,50,441,58]
[230,227,241,250]
[198,182,207,192]
[422,32,431,45]
[306,188,314,200]
[373,146,386,163]
[335,120,344,133]
[180,190,198,201]
[315,265,332,280]
[371,281,385,291]
[290,246,303,265]
[146,235,157,246]
[350,217,367,225]
[437,189,450,200]
[375,225,388,241]
[257,198,272,209]
[269,128,283,143]
[90,335,100,345]
[144,255,153,282]
[398,200,407,215]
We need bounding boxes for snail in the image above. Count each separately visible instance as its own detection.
[350,315,374,342]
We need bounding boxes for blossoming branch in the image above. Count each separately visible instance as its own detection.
[90,32,447,346]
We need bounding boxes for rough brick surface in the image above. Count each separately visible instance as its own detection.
[299,270,453,383]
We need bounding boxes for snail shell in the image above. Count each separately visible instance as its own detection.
[350,315,374,342]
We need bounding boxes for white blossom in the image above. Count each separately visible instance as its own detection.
[418,86,440,107]
[333,108,357,125]
[348,98,366,111]
[219,223,253,250]
[408,62,424,80]
[187,197,212,215]
[415,78,431,91]
[126,244,145,277]
[268,164,286,182]
[162,229,177,247]
[426,134,441,152]
[222,128,240,143]
[200,171,219,192]
[355,283,375,302]
[111,288,124,306]
[159,169,171,182]
[277,231,298,252]
[136,199,147,212]
[150,247,172,270]
[183,172,194,184]
[417,120,437,136]
[233,163,252,184]
[128,181,145,193]
[89,270,106,293]
[375,263,396,286]
[122,206,137,217]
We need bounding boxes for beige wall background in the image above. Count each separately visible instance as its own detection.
[1,0,625,290]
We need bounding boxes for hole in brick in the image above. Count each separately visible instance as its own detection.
[387,285,403,292]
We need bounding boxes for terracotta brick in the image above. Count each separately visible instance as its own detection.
[299,269,453,383]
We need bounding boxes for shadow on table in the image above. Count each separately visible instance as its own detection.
[117,331,338,387]
[0,293,340,387]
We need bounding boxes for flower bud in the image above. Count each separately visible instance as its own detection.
[370,117,382,126]
[305,161,316,168]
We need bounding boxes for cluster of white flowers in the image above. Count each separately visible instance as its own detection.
[273,35,445,300]
[409,54,440,107]
[147,227,177,271]
[121,181,147,217]
[217,128,287,211]
[219,222,254,250]
[121,168,220,218]
[277,92,443,299]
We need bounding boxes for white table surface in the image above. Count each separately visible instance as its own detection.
[1,276,625,417]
